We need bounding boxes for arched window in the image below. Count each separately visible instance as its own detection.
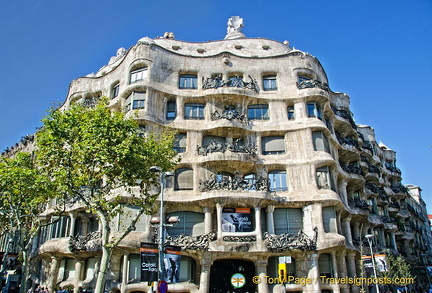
[175,168,193,190]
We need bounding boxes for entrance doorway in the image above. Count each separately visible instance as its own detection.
[209,259,256,293]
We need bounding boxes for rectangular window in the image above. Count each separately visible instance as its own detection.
[312,131,330,154]
[179,74,197,89]
[262,136,285,155]
[184,103,205,119]
[128,254,141,282]
[173,133,187,153]
[268,170,288,192]
[125,92,146,111]
[287,106,295,120]
[64,258,76,280]
[130,67,148,84]
[111,83,120,99]
[263,75,277,91]
[248,104,269,120]
[274,208,302,234]
[322,206,337,233]
[166,100,176,120]
[307,102,322,120]
[165,212,204,236]
[316,166,334,190]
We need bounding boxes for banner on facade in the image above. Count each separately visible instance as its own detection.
[362,255,373,269]
[163,245,182,283]
[374,254,388,272]
[140,243,158,282]
[221,208,253,232]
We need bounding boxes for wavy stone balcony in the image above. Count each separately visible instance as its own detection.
[332,107,357,130]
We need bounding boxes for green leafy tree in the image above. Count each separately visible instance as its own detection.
[380,252,415,291]
[0,152,55,293]
[35,99,176,293]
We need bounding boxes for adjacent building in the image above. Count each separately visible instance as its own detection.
[2,16,432,293]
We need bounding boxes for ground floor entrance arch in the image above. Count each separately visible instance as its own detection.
[209,259,256,293]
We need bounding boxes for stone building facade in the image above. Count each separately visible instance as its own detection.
[3,17,432,293]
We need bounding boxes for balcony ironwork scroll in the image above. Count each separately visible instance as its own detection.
[385,165,402,174]
[340,162,365,176]
[378,187,389,201]
[390,184,408,194]
[211,110,246,122]
[381,216,396,224]
[197,139,257,156]
[223,236,256,242]
[365,182,379,194]
[69,231,101,251]
[332,107,357,130]
[348,197,369,210]
[297,79,329,92]
[263,227,318,251]
[362,141,374,153]
[165,231,216,251]
[336,132,360,150]
[199,173,269,192]
[202,74,260,93]
[368,164,381,175]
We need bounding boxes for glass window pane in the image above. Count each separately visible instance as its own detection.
[128,254,141,281]
[262,136,285,155]
[268,170,287,191]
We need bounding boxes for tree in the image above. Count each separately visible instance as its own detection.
[35,99,177,293]
[0,152,55,293]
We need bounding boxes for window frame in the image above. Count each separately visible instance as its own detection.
[179,74,198,89]
[312,131,331,154]
[111,83,120,99]
[307,102,323,120]
[261,136,285,155]
[248,104,269,120]
[166,100,177,120]
[316,166,334,190]
[174,168,194,190]
[268,170,288,192]
[184,103,205,120]
[262,75,277,91]
[129,67,148,84]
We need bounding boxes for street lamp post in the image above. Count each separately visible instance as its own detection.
[365,234,380,293]
[149,166,174,286]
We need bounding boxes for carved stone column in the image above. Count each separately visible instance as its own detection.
[346,252,359,293]
[255,207,262,241]
[73,258,85,293]
[47,256,61,293]
[266,205,275,234]
[391,232,397,251]
[352,222,360,240]
[216,203,223,239]
[305,253,320,292]
[337,251,350,293]
[330,252,340,293]
[255,259,269,293]
[199,255,212,293]
[340,180,348,205]
[203,207,212,234]
[69,212,76,237]
[343,216,353,245]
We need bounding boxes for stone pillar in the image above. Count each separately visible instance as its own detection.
[347,252,359,293]
[266,205,275,234]
[73,258,85,293]
[69,213,76,237]
[342,216,353,245]
[47,256,61,293]
[337,251,350,293]
[255,207,263,241]
[120,254,129,293]
[305,253,320,293]
[255,259,269,293]
[203,207,212,234]
[391,232,397,251]
[216,203,223,239]
[330,251,341,293]
[199,256,212,293]
[352,222,360,240]
[340,180,348,204]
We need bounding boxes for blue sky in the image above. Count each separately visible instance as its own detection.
[1,0,431,209]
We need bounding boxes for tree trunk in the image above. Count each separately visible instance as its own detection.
[19,250,30,293]
[94,216,112,293]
